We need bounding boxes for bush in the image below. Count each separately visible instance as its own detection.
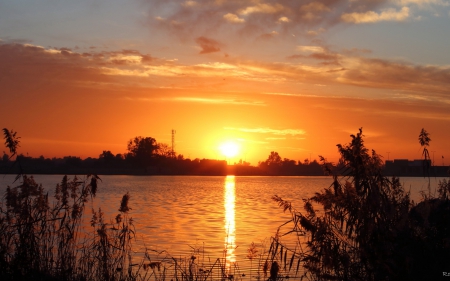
[268,128,450,281]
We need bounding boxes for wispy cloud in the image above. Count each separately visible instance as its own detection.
[223,13,245,23]
[296,46,325,53]
[2,41,449,103]
[123,96,266,106]
[277,16,290,23]
[195,36,221,54]
[396,0,449,7]
[225,127,306,136]
[336,57,450,97]
[182,0,198,7]
[165,97,265,106]
[300,2,331,13]
[238,3,285,15]
[341,7,410,23]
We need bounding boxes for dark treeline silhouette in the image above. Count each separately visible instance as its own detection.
[1,134,448,176]
[0,152,330,176]
[0,153,230,176]
[255,151,325,176]
[0,135,332,176]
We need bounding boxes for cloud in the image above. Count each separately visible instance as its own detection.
[195,36,221,54]
[238,3,285,15]
[2,41,449,106]
[336,57,450,98]
[300,1,332,20]
[128,96,265,106]
[0,41,176,94]
[341,7,410,23]
[277,16,290,23]
[300,2,331,12]
[0,42,106,85]
[145,0,398,44]
[257,31,279,41]
[225,127,306,136]
[306,28,326,36]
[289,46,341,65]
[182,0,198,7]
[396,0,449,7]
[223,13,245,23]
[297,45,325,53]
[166,97,265,106]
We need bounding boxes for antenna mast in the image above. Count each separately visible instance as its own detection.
[171,129,176,158]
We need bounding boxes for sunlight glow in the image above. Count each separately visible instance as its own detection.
[219,141,240,159]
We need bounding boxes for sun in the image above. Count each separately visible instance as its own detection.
[219,141,240,158]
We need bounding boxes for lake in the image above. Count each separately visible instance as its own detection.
[0,174,443,279]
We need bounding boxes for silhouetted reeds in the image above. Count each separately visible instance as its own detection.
[0,129,241,281]
[265,128,450,281]
[0,173,247,281]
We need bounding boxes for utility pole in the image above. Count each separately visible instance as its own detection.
[171,129,176,158]
[387,152,390,161]
[431,151,435,166]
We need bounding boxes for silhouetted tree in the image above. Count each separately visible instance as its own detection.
[63,156,82,168]
[155,143,172,158]
[265,151,282,166]
[418,128,431,174]
[99,150,115,161]
[127,136,158,166]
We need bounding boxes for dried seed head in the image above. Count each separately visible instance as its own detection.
[119,192,131,213]
[115,214,122,224]
[90,177,98,197]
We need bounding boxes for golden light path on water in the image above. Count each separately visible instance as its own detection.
[224,175,236,273]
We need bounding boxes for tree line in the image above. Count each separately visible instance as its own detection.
[0,135,328,176]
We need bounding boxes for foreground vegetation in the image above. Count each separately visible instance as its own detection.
[1,128,449,280]
[0,129,249,281]
[0,175,248,281]
[268,128,450,280]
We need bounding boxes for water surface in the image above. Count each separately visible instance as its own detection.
[0,174,442,277]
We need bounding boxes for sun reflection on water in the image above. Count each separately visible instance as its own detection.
[224,175,236,272]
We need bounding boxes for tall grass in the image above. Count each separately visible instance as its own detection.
[0,129,241,281]
[0,174,101,280]
[0,174,247,281]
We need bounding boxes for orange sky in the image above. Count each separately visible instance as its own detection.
[1,0,450,165]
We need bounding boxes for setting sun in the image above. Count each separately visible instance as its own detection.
[219,141,240,159]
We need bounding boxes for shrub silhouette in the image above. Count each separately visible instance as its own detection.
[270,128,450,281]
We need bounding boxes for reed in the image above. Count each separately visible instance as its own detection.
[0,128,243,281]
[265,128,450,281]
[0,173,248,281]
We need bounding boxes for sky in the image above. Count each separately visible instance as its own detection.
[1,0,450,165]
